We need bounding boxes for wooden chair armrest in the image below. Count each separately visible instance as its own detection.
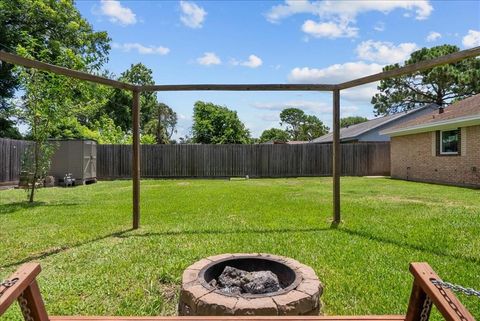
[0,263,42,315]
[408,263,475,321]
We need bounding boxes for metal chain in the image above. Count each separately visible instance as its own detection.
[18,292,35,321]
[432,279,480,298]
[420,296,433,321]
[0,278,19,297]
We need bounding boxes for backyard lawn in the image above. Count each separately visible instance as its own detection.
[0,177,479,320]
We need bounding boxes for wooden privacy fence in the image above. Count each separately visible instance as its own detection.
[0,138,32,184]
[97,142,390,179]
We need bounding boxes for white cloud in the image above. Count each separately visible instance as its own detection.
[426,31,442,42]
[178,114,191,121]
[356,40,417,64]
[231,55,263,68]
[267,0,433,22]
[266,0,432,38]
[180,1,207,29]
[266,0,317,23]
[288,61,383,83]
[288,61,383,105]
[242,55,263,68]
[196,52,221,66]
[342,84,379,103]
[374,21,385,32]
[99,0,137,26]
[252,100,330,113]
[462,30,480,48]
[112,43,170,55]
[319,0,433,21]
[260,113,280,122]
[302,20,358,38]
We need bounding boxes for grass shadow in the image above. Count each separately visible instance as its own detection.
[0,201,81,215]
[115,226,333,238]
[1,228,132,269]
[335,227,479,265]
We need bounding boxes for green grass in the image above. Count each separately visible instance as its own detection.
[0,178,479,320]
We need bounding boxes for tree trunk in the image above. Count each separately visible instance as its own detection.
[29,141,39,203]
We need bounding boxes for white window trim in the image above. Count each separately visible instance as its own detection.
[439,129,460,155]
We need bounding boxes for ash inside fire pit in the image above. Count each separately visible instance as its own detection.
[210,266,281,295]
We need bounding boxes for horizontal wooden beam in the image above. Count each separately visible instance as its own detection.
[140,84,336,92]
[3,46,480,93]
[337,46,480,90]
[0,51,136,91]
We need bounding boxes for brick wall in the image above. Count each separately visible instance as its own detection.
[391,125,480,187]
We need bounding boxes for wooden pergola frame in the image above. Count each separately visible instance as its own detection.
[1,46,479,229]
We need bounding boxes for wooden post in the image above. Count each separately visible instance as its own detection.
[132,90,140,230]
[332,89,341,224]
[19,281,49,321]
[405,281,430,321]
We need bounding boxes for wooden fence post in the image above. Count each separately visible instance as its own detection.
[132,90,140,230]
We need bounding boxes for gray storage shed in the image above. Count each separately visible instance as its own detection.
[49,139,97,185]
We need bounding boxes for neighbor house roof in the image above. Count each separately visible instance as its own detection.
[311,104,436,143]
[381,94,480,137]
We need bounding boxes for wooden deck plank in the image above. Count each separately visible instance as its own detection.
[50,315,406,321]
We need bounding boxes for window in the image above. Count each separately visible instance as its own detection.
[439,129,460,155]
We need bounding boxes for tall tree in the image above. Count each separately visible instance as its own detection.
[372,45,480,115]
[144,103,178,144]
[0,0,110,136]
[259,128,290,143]
[279,108,305,140]
[298,115,329,141]
[16,51,75,202]
[340,116,368,128]
[104,63,157,131]
[280,108,329,141]
[192,101,250,144]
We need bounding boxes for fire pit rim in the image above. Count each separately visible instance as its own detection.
[198,254,303,298]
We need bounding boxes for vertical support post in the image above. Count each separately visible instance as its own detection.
[132,89,141,229]
[332,89,341,224]
[18,281,49,321]
[405,281,431,321]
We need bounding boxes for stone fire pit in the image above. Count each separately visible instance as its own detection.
[179,253,323,316]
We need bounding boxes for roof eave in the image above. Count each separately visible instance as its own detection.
[381,114,480,137]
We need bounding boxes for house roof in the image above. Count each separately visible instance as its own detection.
[382,94,480,136]
[311,104,436,143]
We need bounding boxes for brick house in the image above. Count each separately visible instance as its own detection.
[381,94,480,187]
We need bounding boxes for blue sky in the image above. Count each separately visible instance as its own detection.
[75,0,480,139]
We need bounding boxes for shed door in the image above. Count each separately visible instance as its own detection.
[83,141,97,179]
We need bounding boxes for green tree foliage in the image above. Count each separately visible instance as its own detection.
[372,45,480,115]
[279,108,305,140]
[144,103,177,144]
[0,0,110,137]
[0,118,22,139]
[259,128,290,143]
[340,116,368,128]
[192,101,250,144]
[279,108,329,141]
[298,115,329,141]
[104,63,158,131]
[16,53,75,202]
